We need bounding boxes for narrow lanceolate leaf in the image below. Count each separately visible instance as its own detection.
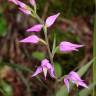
[93,9,96,96]
[52,35,56,57]
[77,58,96,77]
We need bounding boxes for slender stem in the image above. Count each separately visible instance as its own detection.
[43,26,54,65]
[34,13,54,65]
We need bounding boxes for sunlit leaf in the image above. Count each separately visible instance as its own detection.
[0,16,7,36]
[54,62,62,77]
[0,80,12,96]
[32,51,45,60]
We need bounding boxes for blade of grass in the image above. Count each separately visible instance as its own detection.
[93,4,96,95]
[52,34,56,58]
[77,58,96,76]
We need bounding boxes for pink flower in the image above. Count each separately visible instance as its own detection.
[64,71,88,92]
[59,41,83,52]
[45,13,60,27]
[19,7,31,15]
[9,0,31,15]
[17,1,31,15]
[19,35,39,44]
[27,24,43,32]
[26,13,60,32]
[30,0,36,6]
[32,59,55,79]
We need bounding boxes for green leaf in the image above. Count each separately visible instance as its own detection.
[0,16,7,36]
[0,80,12,96]
[77,58,96,76]
[54,62,62,77]
[32,51,45,61]
[56,85,68,96]
[52,35,56,56]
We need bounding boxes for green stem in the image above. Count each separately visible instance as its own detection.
[43,26,54,65]
[93,6,96,96]
[34,13,54,65]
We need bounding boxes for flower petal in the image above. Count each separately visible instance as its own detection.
[30,0,36,6]
[41,59,52,69]
[64,78,70,92]
[45,13,60,27]
[41,59,55,79]
[78,81,88,88]
[69,71,82,81]
[32,66,42,77]
[67,71,88,89]
[19,35,39,44]
[19,7,31,15]
[26,24,43,32]
[49,66,55,78]
[17,1,26,8]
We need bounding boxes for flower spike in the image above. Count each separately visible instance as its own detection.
[26,13,60,33]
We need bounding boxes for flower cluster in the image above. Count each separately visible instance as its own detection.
[9,0,88,92]
[64,71,88,92]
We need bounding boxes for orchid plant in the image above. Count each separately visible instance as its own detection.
[9,0,88,93]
